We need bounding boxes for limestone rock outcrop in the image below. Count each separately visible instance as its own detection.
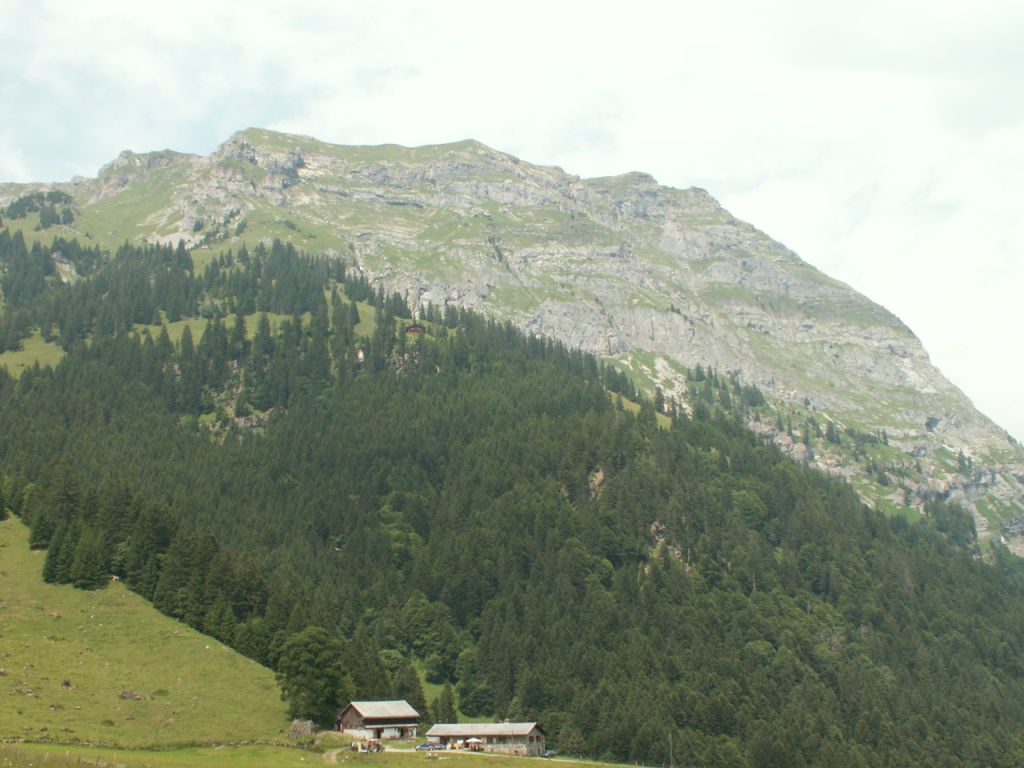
[8,128,1022,536]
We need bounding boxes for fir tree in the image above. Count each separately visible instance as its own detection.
[431,681,458,725]
[69,530,109,590]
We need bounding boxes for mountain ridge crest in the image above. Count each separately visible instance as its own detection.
[3,128,1023,539]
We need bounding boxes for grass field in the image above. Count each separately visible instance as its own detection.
[2,741,592,768]
[609,392,671,430]
[1,742,316,768]
[0,517,587,767]
[0,331,66,376]
[0,517,290,748]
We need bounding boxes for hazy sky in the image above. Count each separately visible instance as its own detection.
[2,0,1021,440]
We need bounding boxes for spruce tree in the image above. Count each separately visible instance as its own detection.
[393,658,428,716]
[431,682,458,725]
[69,530,109,590]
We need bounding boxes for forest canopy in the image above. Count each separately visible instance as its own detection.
[2,231,1024,767]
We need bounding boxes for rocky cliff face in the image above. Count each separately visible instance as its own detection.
[8,128,1024,537]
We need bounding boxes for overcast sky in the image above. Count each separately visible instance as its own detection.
[2,0,1021,440]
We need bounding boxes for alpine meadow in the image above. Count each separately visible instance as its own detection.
[2,131,1024,768]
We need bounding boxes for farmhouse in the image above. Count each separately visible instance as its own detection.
[425,722,546,756]
[335,700,420,740]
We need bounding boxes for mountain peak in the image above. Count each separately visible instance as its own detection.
[6,128,1023,533]
[98,148,191,177]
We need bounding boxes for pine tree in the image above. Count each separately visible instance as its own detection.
[204,596,239,645]
[69,530,109,590]
[431,681,458,724]
[42,520,70,583]
[234,617,272,666]
[230,310,249,362]
[393,658,428,716]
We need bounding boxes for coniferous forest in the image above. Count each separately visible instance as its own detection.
[4,228,1024,767]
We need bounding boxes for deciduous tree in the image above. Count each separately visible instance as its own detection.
[276,626,354,726]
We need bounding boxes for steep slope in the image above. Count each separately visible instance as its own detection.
[6,224,1024,765]
[0,517,290,745]
[2,128,1022,536]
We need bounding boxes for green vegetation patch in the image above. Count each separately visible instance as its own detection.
[485,285,540,314]
[75,166,195,251]
[0,518,290,747]
[6,743,592,768]
[0,330,66,376]
[5,743,314,768]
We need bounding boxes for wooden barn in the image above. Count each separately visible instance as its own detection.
[335,700,420,740]
[425,722,546,756]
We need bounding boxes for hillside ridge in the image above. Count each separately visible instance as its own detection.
[2,128,1022,535]
[4,200,1024,765]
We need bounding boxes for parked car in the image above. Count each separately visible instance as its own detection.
[543,749,557,759]
[416,742,441,751]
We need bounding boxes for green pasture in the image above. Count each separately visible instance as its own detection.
[0,518,290,748]
[2,742,587,768]
[0,331,66,376]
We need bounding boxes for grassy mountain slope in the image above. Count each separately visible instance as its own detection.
[1,128,1022,537]
[3,236,1024,765]
[0,516,289,746]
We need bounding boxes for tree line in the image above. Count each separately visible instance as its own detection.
[3,229,1024,766]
